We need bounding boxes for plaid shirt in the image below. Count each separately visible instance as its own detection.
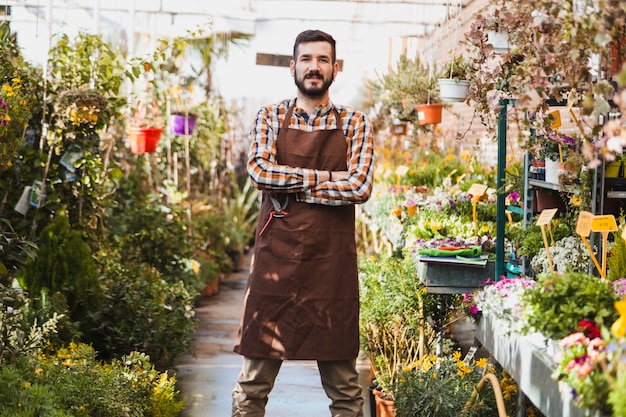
[248,98,374,206]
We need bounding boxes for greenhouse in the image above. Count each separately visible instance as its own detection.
[1,0,625,416]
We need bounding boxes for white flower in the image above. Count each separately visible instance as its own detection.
[531,236,588,275]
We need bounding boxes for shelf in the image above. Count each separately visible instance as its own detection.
[475,316,586,417]
[606,191,626,199]
[528,179,574,193]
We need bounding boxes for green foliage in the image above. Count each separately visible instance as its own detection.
[358,254,438,394]
[220,176,260,253]
[0,217,37,285]
[89,259,197,370]
[17,212,102,330]
[521,271,619,340]
[109,197,202,291]
[0,23,38,172]
[609,359,626,417]
[0,285,65,365]
[364,55,440,132]
[608,214,626,281]
[0,345,184,417]
[393,355,518,417]
[438,54,470,80]
[516,215,576,261]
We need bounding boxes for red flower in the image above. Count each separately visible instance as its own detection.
[578,320,601,339]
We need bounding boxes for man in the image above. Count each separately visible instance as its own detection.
[232,29,374,416]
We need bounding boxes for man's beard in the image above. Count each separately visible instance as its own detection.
[294,70,334,99]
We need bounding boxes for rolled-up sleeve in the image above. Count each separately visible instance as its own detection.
[247,100,375,206]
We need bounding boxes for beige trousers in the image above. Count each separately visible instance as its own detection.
[232,356,364,417]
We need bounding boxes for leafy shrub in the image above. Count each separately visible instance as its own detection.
[521,271,619,340]
[358,254,439,394]
[89,259,197,369]
[0,344,184,417]
[109,198,203,292]
[0,285,65,365]
[393,353,519,417]
[17,212,102,334]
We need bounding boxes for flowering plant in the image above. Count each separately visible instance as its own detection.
[521,271,619,340]
[393,351,520,417]
[552,323,611,414]
[536,133,578,161]
[0,76,35,170]
[530,235,589,275]
[53,86,112,135]
[473,277,535,333]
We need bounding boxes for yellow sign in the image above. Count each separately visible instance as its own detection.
[576,211,593,237]
[467,184,488,198]
[591,215,618,232]
[536,208,558,226]
[550,110,561,129]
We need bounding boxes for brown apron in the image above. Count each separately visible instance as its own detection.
[234,103,359,360]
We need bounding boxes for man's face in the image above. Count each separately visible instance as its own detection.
[291,41,337,99]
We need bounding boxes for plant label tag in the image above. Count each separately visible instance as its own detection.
[395,165,409,177]
[576,210,593,237]
[467,184,487,198]
[536,208,558,226]
[591,215,618,232]
[550,110,561,129]
[14,186,32,215]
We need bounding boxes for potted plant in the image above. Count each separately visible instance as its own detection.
[365,55,441,131]
[127,68,166,154]
[437,54,470,103]
[168,79,198,136]
[520,270,619,341]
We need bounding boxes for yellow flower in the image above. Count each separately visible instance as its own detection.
[23,381,31,388]
[476,357,489,368]
[191,259,200,274]
[35,368,43,375]
[611,298,626,337]
[452,351,462,361]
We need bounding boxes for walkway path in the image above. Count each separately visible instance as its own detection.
[173,252,373,417]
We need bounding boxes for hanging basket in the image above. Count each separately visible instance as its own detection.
[170,113,197,136]
[127,127,163,154]
[416,103,443,125]
[438,78,470,103]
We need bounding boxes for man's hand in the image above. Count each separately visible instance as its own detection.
[323,170,348,182]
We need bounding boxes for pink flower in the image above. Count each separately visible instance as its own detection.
[559,332,587,349]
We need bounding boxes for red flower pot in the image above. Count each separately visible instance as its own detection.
[127,127,163,154]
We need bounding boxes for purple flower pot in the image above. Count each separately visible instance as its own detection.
[170,114,197,135]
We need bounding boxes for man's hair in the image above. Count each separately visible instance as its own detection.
[293,30,336,63]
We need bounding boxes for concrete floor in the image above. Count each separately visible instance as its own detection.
[172,253,374,417]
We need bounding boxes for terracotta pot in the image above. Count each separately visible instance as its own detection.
[373,389,396,417]
[170,114,197,135]
[127,127,163,154]
[415,103,443,125]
